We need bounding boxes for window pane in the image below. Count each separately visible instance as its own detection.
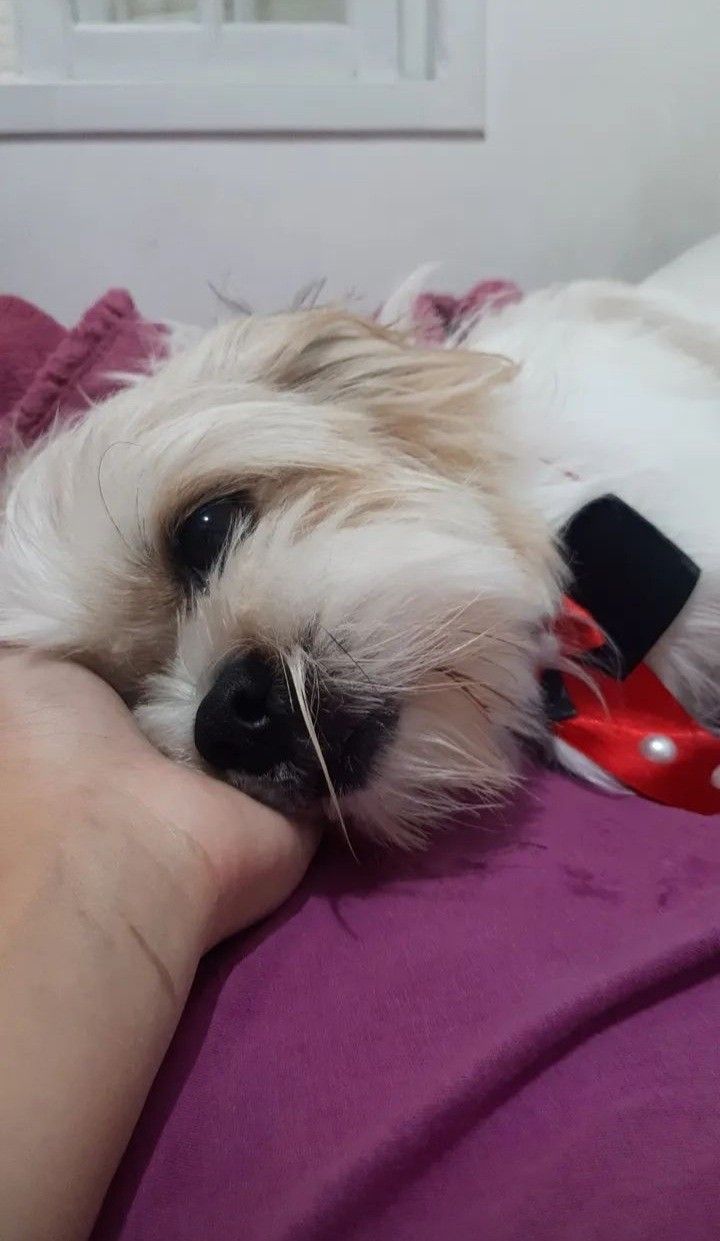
[70,2,199,21]
[222,1,346,21]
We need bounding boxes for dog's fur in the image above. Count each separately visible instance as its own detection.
[1,275,718,844]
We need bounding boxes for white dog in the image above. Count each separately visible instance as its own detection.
[1,240,718,844]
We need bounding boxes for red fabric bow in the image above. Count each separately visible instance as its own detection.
[553,599,720,816]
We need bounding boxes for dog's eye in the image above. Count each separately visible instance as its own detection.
[172,493,253,583]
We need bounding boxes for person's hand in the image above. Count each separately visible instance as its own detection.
[0,648,319,949]
[0,648,320,1241]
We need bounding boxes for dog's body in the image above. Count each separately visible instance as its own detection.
[1,253,718,844]
[468,279,720,734]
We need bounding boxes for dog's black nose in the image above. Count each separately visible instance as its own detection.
[194,651,290,775]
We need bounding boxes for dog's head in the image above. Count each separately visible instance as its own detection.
[0,311,557,844]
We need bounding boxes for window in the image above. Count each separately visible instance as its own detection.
[1,1,485,133]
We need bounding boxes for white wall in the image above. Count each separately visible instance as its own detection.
[1,0,719,326]
[0,0,15,72]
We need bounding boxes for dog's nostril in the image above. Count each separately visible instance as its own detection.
[230,687,270,729]
[227,650,275,727]
[194,650,288,775]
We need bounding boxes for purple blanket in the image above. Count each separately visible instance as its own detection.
[95,773,720,1241]
[2,293,720,1240]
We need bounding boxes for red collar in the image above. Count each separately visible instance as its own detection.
[552,597,720,816]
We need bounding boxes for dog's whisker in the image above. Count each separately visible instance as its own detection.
[285,648,357,861]
[310,658,322,724]
[457,627,528,654]
[355,594,487,659]
[97,441,139,555]
[319,626,376,687]
[441,667,521,712]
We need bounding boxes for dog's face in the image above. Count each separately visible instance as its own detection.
[0,311,557,844]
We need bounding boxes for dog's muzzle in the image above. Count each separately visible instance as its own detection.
[193,650,397,809]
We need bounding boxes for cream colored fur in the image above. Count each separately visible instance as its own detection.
[1,242,718,843]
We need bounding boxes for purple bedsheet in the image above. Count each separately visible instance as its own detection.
[92,771,720,1241]
[2,292,720,1239]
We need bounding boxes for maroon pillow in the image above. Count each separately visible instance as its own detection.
[0,289,167,456]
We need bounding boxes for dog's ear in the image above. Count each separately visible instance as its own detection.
[214,309,515,476]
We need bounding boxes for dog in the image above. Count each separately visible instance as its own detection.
[1,268,718,844]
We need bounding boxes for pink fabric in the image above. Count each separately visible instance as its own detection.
[409,280,522,343]
[0,296,66,421]
[0,279,511,452]
[0,289,168,456]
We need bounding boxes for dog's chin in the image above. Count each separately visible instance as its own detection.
[223,765,323,817]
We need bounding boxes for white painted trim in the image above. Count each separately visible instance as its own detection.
[399,0,431,81]
[67,22,356,82]
[198,0,223,28]
[3,0,485,133]
[227,2,259,17]
[74,1,115,18]
[14,0,71,76]
[0,76,483,131]
[348,0,398,82]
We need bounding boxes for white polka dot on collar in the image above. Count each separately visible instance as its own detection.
[639,734,678,764]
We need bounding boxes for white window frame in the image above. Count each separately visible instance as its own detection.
[1,1,485,134]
